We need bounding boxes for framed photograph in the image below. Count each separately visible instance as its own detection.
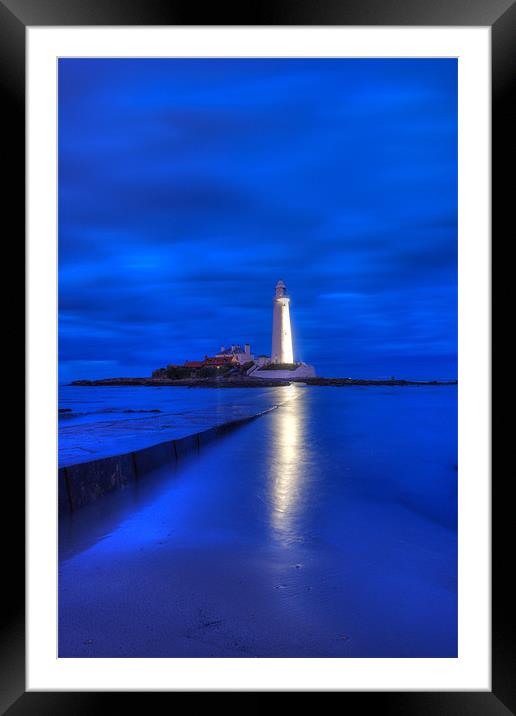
[3,0,511,708]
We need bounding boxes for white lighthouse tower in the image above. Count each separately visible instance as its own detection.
[271,280,294,364]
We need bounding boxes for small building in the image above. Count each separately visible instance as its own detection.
[183,360,204,369]
[216,343,254,364]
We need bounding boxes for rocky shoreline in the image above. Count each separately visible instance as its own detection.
[71,377,291,388]
[71,376,457,388]
[291,377,457,386]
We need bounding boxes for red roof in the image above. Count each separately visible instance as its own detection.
[203,356,235,366]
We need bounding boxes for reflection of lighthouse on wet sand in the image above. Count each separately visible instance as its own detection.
[271,280,294,364]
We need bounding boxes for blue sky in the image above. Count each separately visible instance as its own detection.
[58,58,457,381]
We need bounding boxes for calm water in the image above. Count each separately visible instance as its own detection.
[59,384,457,657]
[59,384,290,466]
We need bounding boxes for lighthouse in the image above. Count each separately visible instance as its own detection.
[271,280,294,364]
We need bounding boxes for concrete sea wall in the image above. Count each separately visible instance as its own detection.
[58,410,273,515]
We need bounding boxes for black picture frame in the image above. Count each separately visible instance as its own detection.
[3,0,512,710]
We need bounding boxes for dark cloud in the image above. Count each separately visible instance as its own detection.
[59,58,457,381]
